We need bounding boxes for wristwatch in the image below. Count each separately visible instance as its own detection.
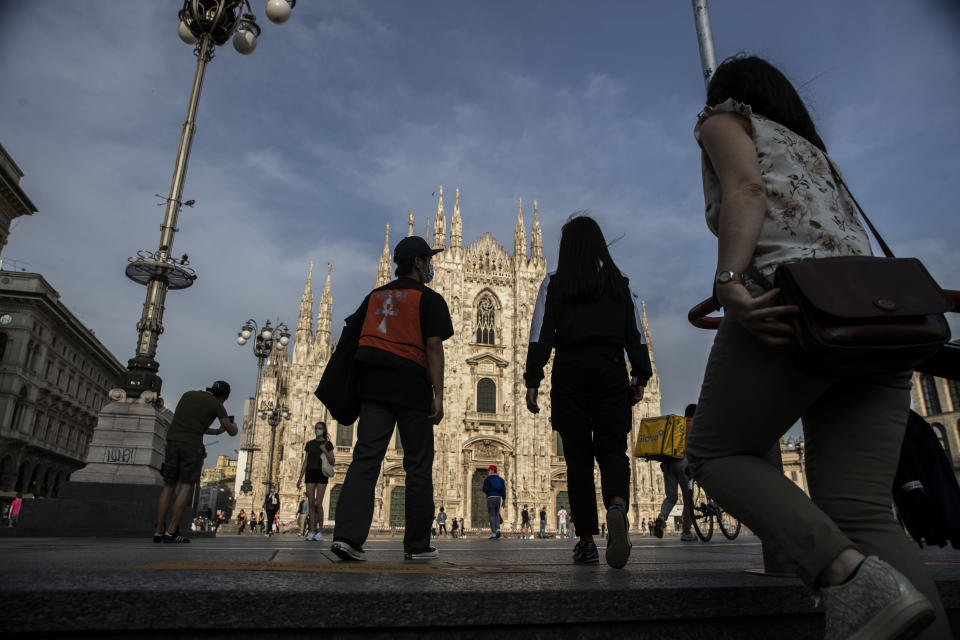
[715,270,746,286]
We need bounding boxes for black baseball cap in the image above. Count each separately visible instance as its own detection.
[394,236,443,261]
[207,380,231,398]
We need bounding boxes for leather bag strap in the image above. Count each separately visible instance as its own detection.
[826,157,895,259]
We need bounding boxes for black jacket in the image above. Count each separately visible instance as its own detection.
[894,410,960,548]
[524,272,653,389]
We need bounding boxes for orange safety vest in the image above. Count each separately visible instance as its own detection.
[358,288,427,368]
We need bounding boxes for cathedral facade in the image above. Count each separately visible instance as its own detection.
[237,188,670,532]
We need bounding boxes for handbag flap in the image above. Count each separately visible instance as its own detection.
[777,256,952,319]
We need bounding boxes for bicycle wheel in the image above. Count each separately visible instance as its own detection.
[690,480,713,542]
[717,504,741,540]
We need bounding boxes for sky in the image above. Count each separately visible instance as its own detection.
[1,1,958,463]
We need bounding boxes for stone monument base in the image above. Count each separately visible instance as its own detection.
[10,390,198,538]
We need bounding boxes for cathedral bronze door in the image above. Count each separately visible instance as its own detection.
[471,470,488,529]
[389,486,406,527]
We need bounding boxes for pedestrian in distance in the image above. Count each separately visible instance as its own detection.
[236,509,246,535]
[296,494,309,537]
[653,404,697,542]
[330,235,454,562]
[557,505,569,539]
[437,506,448,536]
[296,421,336,542]
[458,518,465,538]
[640,517,646,536]
[520,505,532,539]
[153,380,238,543]
[263,487,280,536]
[686,55,947,639]
[539,506,547,538]
[482,465,506,539]
[257,511,265,533]
[525,215,652,568]
[450,516,459,539]
[8,495,22,528]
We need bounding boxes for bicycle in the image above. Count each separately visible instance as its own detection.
[690,478,741,542]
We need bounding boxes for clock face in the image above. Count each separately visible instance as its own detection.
[0,314,11,325]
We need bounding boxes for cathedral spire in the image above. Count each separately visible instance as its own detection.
[377,224,392,287]
[531,199,543,262]
[451,188,462,249]
[514,197,527,261]
[315,262,333,362]
[407,212,414,237]
[293,262,314,365]
[433,185,446,249]
[640,299,659,383]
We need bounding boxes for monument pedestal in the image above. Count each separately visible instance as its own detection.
[16,391,194,537]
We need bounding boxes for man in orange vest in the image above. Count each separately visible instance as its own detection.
[331,236,453,562]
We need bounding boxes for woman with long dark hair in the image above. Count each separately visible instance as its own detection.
[524,215,652,568]
[687,55,946,639]
[297,420,336,542]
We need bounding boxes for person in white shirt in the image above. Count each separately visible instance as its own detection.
[557,506,569,538]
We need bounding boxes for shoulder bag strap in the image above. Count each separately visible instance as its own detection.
[826,157,895,258]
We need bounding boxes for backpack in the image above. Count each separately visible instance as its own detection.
[315,302,366,425]
[893,410,960,548]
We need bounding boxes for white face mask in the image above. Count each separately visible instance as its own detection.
[315,428,325,438]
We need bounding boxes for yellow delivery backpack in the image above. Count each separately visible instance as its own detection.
[634,414,687,461]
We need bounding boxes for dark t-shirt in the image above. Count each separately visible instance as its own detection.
[355,277,454,411]
[166,390,228,446]
[304,439,334,470]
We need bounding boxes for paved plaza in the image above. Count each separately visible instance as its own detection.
[2,532,959,638]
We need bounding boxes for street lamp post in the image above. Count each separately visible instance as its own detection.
[122,0,296,399]
[236,319,290,494]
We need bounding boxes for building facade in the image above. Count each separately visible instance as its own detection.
[201,454,237,487]
[911,366,960,481]
[238,188,669,531]
[0,271,125,498]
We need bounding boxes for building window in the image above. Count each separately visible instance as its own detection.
[920,375,942,415]
[477,378,496,414]
[475,296,496,345]
[336,423,353,447]
[9,386,27,430]
[948,379,960,413]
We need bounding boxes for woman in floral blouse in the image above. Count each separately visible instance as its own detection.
[685,55,946,640]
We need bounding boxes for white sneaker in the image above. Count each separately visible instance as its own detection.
[305,532,314,541]
[313,532,324,542]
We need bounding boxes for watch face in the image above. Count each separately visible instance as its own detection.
[0,314,11,325]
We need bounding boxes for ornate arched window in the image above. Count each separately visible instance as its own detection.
[948,379,960,413]
[475,296,496,345]
[477,378,496,414]
[920,374,942,415]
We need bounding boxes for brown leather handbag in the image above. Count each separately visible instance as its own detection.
[771,255,952,377]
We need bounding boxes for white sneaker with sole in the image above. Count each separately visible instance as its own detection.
[330,540,365,561]
[305,532,314,541]
[821,555,935,640]
[313,532,324,542]
[404,546,439,560]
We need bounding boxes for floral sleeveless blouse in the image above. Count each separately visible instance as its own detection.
[694,98,871,278]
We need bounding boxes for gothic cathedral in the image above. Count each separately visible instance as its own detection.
[237,188,669,531]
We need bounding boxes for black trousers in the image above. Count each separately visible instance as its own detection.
[551,345,632,537]
[333,400,435,553]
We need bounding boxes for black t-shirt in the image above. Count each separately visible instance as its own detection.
[166,390,228,446]
[304,439,334,470]
[354,277,454,411]
[539,509,547,520]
